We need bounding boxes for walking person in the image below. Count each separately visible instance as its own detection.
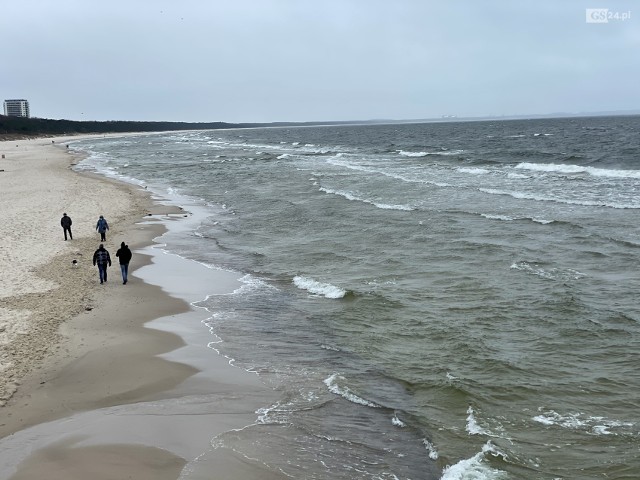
[60,213,73,240]
[92,244,111,284]
[96,215,109,241]
[115,241,132,285]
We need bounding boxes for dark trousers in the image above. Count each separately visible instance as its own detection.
[98,263,108,283]
[120,263,129,284]
[63,227,72,240]
[99,231,106,241]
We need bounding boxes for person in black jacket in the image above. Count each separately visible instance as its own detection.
[115,242,133,285]
[92,244,111,284]
[61,213,72,240]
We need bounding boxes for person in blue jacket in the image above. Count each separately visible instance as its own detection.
[96,215,109,241]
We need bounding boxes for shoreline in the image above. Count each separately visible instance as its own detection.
[1,134,159,410]
[0,136,282,479]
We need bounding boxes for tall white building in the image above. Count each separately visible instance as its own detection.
[3,99,30,118]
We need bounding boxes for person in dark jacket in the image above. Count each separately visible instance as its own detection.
[115,242,133,285]
[92,244,112,284]
[60,213,72,240]
[96,215,109,241]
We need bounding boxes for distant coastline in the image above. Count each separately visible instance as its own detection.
[2,109,639,140]
[0,116,403,140]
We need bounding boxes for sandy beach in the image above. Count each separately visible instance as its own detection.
[0,137,283,479]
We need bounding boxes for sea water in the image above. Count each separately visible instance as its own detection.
[72,116,640,479]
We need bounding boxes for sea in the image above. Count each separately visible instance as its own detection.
[70,115,640,480]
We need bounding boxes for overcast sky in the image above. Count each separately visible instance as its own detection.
[1,1,638,123]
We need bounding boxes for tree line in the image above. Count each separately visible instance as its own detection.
[0,115,374,138]
[0,115,259,137]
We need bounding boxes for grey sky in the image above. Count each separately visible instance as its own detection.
[1,1,638,122]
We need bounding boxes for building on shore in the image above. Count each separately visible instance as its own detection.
[3,99,30,118]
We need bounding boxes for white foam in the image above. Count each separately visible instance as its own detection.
[515,162,640,179]
[422,439,439,460]
[320,344,340,351]
[481,214,554,224]
[326,157,453,188]
[398,149,464,157]
[318,186,359,201]
[398,150,429,157]
[319,186,415,211]
[441,442,508,480]
[374,202,414,211]
[392,415,406,428]
[532,218,554,224]
[233,274,276,296]
[293,275,346,299]
[256,402,288,425]
[481,214,516,221]
[323,373,379,408]
[466,406,492,436]
[479,188,637,209]
[532,409,634,435]
[510,262,585,281]
[458,167,489,175]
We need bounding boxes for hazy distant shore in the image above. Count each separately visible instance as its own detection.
[3,110,639,142]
